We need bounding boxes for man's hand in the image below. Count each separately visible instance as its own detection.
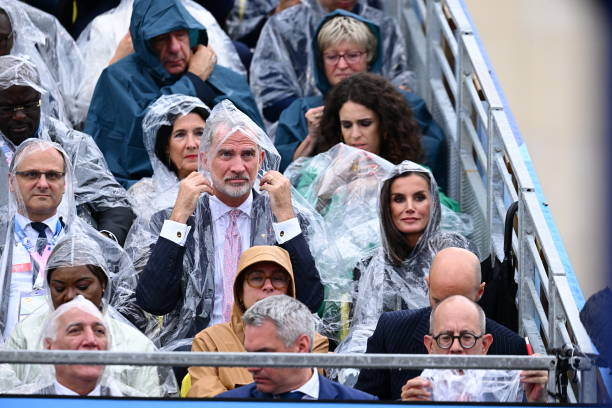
[188,45,217,82]
[109,32,133,65]
[170,172,213,224]
[401,377,432,401]
[520,369,548,402]
[259,171,295,222]
[275,0,301,14]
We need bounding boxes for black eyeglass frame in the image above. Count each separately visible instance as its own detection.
[431,332,483,349]
[14,170,66,181]
[244,271,290,290]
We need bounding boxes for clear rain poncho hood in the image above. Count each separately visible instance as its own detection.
[74,0,246,125]
[83,0,262,188]
[420,369,524,402]
[249,0,414,123]
[332,160,476,385]
[285,146,473,340]
[127,94,210,221]
[0,0,85,126]
[2,233,178,397]
[132,100,333,347]
[0,55,132,242]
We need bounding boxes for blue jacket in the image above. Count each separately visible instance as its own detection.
[274,10,447,190]
[218,373,378,400]
[84,0,262,188]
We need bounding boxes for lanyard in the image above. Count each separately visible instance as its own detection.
[14,218,63,289]
[0,137,13,167]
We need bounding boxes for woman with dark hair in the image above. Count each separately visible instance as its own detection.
[333,161,476,386]
[312,72,423,165]
[126,94,210,222]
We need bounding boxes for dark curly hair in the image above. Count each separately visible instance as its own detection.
[154,107,209,176]
[315,73,424,164]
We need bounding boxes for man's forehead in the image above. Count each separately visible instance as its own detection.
[16,147,64,170]
[57,308,103,328]
[0,85,39,103]
[434,301,480,332]
[213,129,259,150]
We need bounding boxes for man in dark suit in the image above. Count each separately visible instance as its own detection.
[218,295,377,401]
[135,101,323,346]
[355,247,527,400]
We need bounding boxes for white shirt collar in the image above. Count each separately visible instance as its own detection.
[293,369,319,400]
[209,191,253,222]
[53,381,101,396]
[15,213,60,232]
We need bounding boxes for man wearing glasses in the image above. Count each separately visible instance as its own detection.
[401,295,547,402]
[0,55,134,246]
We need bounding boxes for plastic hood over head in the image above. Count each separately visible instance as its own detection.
[0,1,84,126]
[420,369,524,402]
[199,99,280,183]
[0,55,46,95]
[312,9,383,95]
[75,0,246,124]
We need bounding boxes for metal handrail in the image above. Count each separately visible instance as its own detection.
[389,0,602,402]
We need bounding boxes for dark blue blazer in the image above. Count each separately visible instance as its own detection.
[355,307,527,400]
[217,374,378,400]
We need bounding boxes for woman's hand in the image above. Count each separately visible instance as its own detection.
[259,171,295,222]
[170,172,213,224]
[292,106,324,160]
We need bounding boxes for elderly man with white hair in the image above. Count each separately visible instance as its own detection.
[135,100,324,347]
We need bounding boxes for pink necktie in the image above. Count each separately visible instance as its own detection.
[223,209,242,321]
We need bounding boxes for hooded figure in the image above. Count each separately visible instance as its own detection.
[75,0,246,125]
[0,55,135,246]
[274,10,447,187]
[187,245,329,397]
[3,234,177,396]
[84,0,262,188]
[333,161,476,386]
[134,100,324,347]
[250,0,413,124]
[0,1,84,126]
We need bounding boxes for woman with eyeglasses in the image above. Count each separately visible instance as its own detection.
[186,245,329,397]
[274,10,447,189]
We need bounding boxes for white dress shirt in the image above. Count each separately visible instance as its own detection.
[293,369,319,400]
[54,381,102,396]
[159,191,301,326]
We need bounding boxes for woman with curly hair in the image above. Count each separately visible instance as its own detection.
[312,72,424,165]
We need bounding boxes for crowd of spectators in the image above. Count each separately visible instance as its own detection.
[0,0,547,402]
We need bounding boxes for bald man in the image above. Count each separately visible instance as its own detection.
[354,247,526,400]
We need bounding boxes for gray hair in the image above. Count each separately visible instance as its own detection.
[243,295,315,351]
[429,295,486,335]
[43,295,109,344]
[317,16,377,64]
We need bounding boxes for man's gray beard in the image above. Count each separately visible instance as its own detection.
[217,180,252,198]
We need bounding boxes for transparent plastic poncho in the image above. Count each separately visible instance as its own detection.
[249,0,414,122]
[134,99,337,347]
[0,55,132,232]
[75,0,246,125]
[332,160,476,385]
[6,295,143,396]
[285,145,473,340]
[0,1,84,126]
[420,369,524,402]
[2,233,178,397]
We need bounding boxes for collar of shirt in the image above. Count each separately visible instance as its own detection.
[54,381,101,396]
[209,191,253,222]
[15,213,60,238]
[292,369,319,400]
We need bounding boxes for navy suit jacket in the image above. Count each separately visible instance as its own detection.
[217,374,378,400]
[355,307,527,400]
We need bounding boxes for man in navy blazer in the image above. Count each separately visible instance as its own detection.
[135,102,323,346]
[217,295,377,401]
[355,247,527,400]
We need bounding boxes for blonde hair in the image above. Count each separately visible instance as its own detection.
[317,16,377,64]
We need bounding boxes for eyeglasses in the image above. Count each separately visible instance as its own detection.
[245,271,289,290]
[322,51,366,66]
[0,99,41,116]
[15,170,65,181]
[432,332,482,349]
